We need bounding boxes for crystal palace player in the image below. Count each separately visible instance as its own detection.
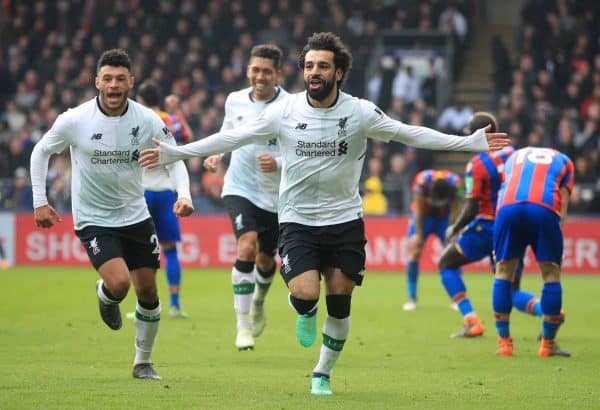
[493,146,574,357]
[439,113,512,337]
[137,81,193,318]
[139,32,510,395]
[403,169,462,311]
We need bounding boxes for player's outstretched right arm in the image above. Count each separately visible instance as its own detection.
[140,106,280,169]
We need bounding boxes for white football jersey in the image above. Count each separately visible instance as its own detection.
[31,98,178,230]
[220,86,288,213]
[157,91,490,226]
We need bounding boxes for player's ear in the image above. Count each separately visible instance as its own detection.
[129,75,135,89]
[95,76,100,90]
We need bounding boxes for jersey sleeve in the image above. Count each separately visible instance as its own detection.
[150,112,177,146]
[412,171,427,194]
[465,158,485,199]
[220,95,235,132]
[157,102,280,165]
[359,99,490,152]
[560,156,575,194]
[30,111,74,208]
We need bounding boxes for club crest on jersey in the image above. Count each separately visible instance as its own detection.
[89,237,101,255]
[338,117,348,137]
[267,138,277,146]
[130,126,140,145]
[235,213,244,231]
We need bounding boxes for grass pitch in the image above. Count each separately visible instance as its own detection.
[1,266,599,409]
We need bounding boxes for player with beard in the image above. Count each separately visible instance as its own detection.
[30,49,194,380]
[139,32,511,395]
[203,44,289,351]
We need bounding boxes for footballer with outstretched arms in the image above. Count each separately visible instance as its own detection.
[30,49,193,380]
[139,32,511,395]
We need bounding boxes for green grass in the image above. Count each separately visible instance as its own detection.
[1,267,599,409]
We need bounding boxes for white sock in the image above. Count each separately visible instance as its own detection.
[232,267,255,328]
[133,302,161,365]
[313,316,350,376]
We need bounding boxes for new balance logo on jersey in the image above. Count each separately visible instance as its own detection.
[130,126,140,145]
[91,133,102,140]
[131,149,140,162]
[338,140,348,155]
[235,213,244,231]
[281,254,292,275]
[295,123,308,130]
[89,237,101,255]
[267,138,277,146]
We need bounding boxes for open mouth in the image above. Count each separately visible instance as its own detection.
[106,92,122,103]
[309,78,323,90]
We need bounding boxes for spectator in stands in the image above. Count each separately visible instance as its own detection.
[363,176,388,216]
[392,65,421,107]
[383,153,412,214]
[3,167,32,211]
[437,98,473,134]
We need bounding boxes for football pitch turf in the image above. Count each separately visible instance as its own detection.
[1,266,599,409]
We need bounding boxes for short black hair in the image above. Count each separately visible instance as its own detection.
[431,178,452,200]
[250,44,283,70]
[137,80,161,107]
[298,32,352,88]
[96,49,131,74]
[465,112,498,134]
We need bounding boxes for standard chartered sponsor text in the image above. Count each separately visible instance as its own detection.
[91,149,132,164]
[296,140,337,157]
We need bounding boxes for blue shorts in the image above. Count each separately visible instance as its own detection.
[144,190,181,242]
[408,213,448,242]
[456,217,494,261]
[494,203,562,265]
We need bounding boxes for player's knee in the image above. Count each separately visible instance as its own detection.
[289,293,318,315]
[289,286,319,301]
[106,277,130,299]
[237,238,257,261]
[326,294,351,319]
[438,252,451,270]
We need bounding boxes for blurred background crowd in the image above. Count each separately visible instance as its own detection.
[0,0,599,215]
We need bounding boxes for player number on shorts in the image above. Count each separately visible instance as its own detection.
[150,234,160,255]
[515,147,556,165]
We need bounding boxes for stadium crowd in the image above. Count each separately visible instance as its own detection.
[0,0,598,215]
